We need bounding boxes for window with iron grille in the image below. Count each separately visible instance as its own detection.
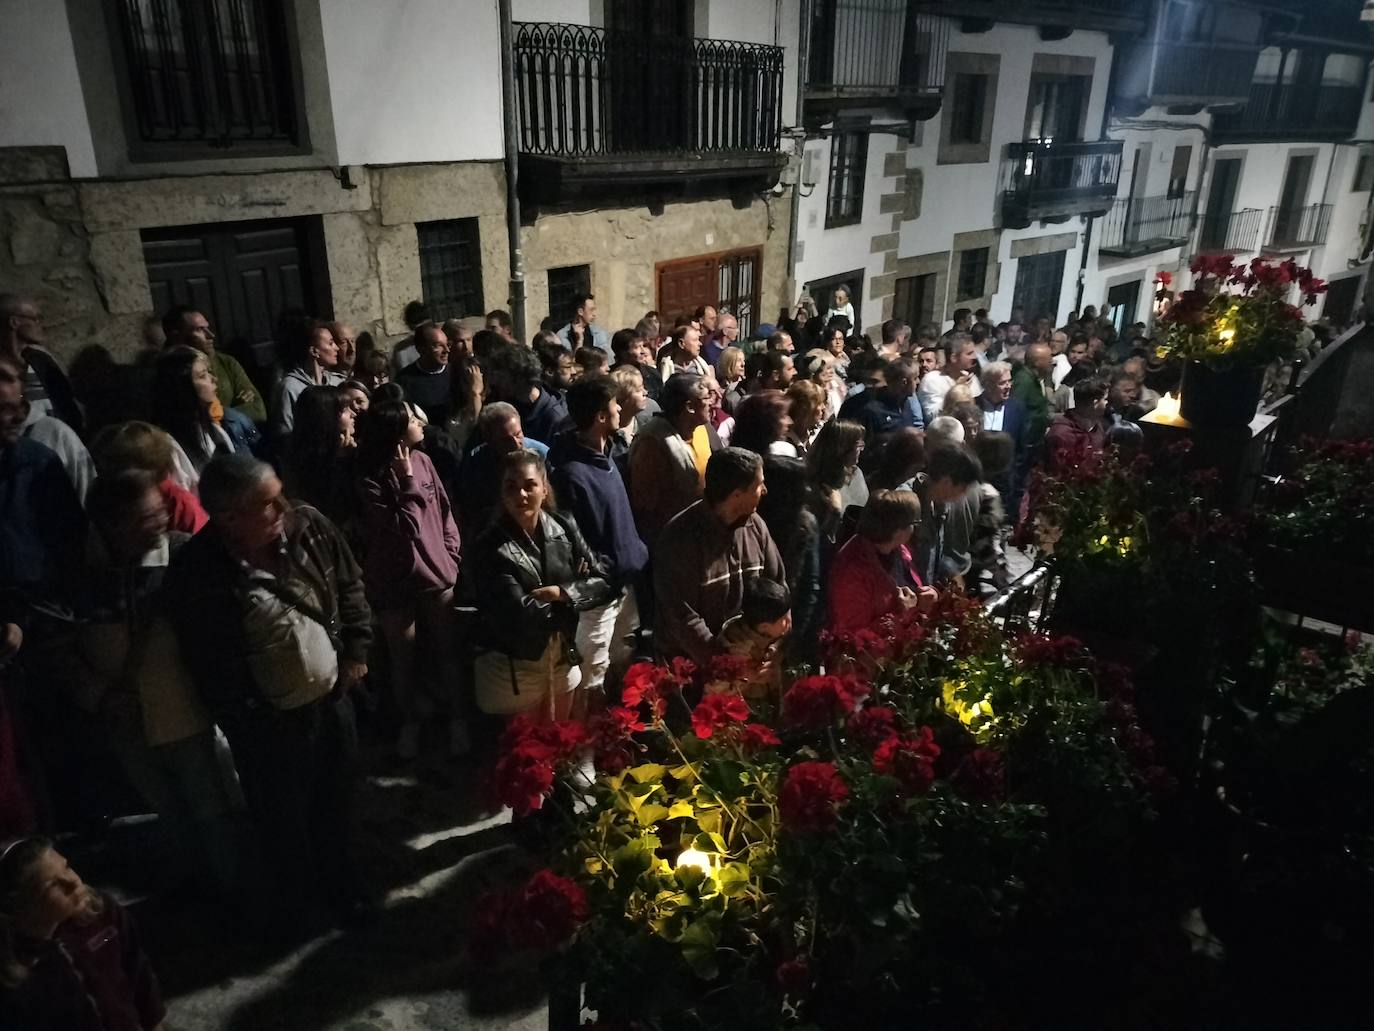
[826,132,868,228]
[956,247,989,301]
[547,265,592,331]
[417,219,484,323]
[719,249,762,338]
[111,0,302,156]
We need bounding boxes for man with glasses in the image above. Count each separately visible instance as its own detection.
[0,294,82,433]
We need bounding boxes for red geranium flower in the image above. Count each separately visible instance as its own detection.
[488,744,557,816]
[1013,632,1086,669]
[872,726,940,797]
[739,723,781,754]
[782,674,869,730]
[588,706,645,774]
[778,761,849,832]
[691,693,750,739]
[776,956,812,996]
[848,705,900,749]
[513,869,590,950]
[622,661,682,720]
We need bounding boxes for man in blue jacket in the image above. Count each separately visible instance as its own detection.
[975,361,1030,521]
[549,378,649,709]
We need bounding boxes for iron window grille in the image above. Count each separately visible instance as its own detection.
[826,131,868,228]
[547,265,592,331]
[718,250,761,339]
[956,248,990,301]
[112,0,301,154]
[417,219,484,323]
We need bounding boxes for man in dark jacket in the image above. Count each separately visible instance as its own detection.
[838,356,921,444]
[550,379,650,705]
[488,342,570,444]
[0,294,83,434]
[165,453,372,930]
[654,448,786,666]
[975,361,1030,519]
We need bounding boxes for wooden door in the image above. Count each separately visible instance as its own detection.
[143,216,329,378]
[657,255,717,325]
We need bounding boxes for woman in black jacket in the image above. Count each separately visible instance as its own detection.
[466,449,612,722]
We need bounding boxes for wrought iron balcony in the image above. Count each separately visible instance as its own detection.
[1266,203,1333,250]
[1099,193,1196,257]
[1198,208,1263,253]
[1212,82,1363,142]
[804,1,949,125]
[1001,139,1123,228]
[1113,42,1259,108]
[512,22,786,199]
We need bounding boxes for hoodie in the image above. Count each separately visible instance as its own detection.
[548,431,648,588]
[358,449,461,611]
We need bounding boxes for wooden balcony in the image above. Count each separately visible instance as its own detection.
[804,1,949,126]
[1001,139,1123,228]
[1212,82,1363,143]
[512,22,787,202]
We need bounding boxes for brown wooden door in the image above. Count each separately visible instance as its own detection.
[657,255,718,325]
[143,216,330,379]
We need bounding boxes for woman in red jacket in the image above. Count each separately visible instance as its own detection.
[828,489,938,634]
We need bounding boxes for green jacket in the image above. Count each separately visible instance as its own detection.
[1010,364,1050,445]
[209,349,266,424]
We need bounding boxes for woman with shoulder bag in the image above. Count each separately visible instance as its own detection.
[465,450,613,723]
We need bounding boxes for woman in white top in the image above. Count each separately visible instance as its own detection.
[658,324,711,383]
[825,287,856,334]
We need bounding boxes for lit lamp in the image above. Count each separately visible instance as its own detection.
[676,847,714,878]
[1152,391,1184,423]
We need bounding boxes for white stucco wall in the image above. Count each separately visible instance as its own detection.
[511,0,595,23]
[0,0,98,178]
[321,0,504,165]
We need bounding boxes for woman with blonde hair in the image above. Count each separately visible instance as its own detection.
[89,420,207,533]
[801,348,846,419]
[715,346,746,415]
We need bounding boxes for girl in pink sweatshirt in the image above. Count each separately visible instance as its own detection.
[356,401,467,759]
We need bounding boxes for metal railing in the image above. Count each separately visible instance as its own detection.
[983,562,1056,633]
[1146,43,1258,100]
[1213,81,1363,140]
[1266,203,1332,249]
[806,1,948,96]
[1197,207,1263,252]
[1099,192,1195,254]
[1002,139,1123,208]
[512,22,784,158]
[114,0,298,146]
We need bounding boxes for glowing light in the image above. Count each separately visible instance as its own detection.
[676,848,714,877]
[1154,392,1182,420]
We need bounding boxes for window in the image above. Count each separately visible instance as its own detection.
[719,250,762,338]
[1025,75,1089,143]
[417,219,484,322]
[895,273,937,329]
[826,132,868,228]
[1355,154,1374,192]
[956,248,989,301]
[1011,250,1068,326]
[111,0,302,156]
[547,265,592,330]
[949,74,988,145]
[1168,146,1192,199]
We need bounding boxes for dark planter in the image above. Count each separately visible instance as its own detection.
[1179,361,1264,428]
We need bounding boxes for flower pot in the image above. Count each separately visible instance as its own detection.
[1179,361,1264,428]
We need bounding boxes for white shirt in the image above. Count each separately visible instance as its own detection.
[1051,353,1071,388]
[917,369,982,424]
[23,415,95,503]
[982,404,1005,432]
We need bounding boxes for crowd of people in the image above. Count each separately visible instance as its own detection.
[0,284,1187,1026]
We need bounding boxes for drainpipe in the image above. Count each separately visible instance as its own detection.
[785,0,812,309]
[498,0,528,343]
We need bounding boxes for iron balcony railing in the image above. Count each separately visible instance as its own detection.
[1198,207,1263,252]
[806,1,949,98]
[113,0,299,147]
[1002,139,1123,221]
[1099,192,1196,256]
[1145,43,1258,101]
[512,22,784,158]
[1266,203,1333,249]
[1213,81,1363,141]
